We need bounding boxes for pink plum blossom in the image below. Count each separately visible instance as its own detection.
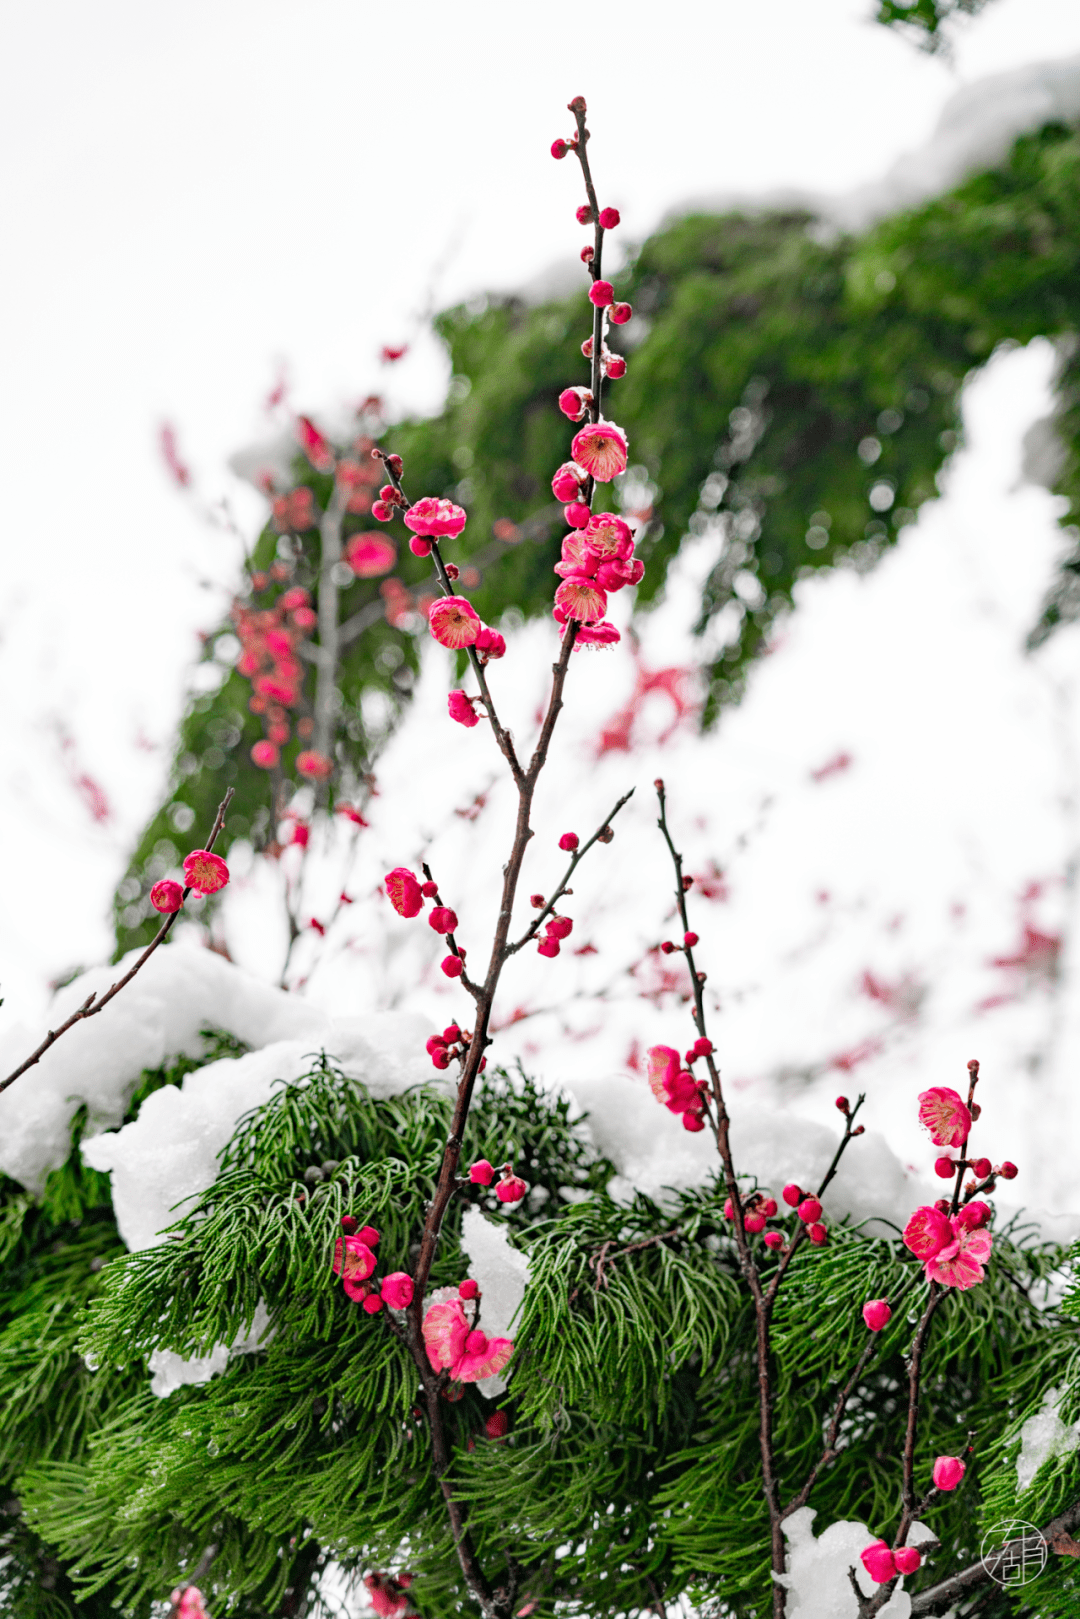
[475,625,506,658]
[250,740,279,768]
[150,880,184,914]
[345,534,397,576]
[554,576,607,622]
[448,690,480,728]
[496,1171,527,1203]
[902,1204,953,1261]
[918,1086,972,1148]
[932,1455,966,1491]
[422,1298,514,1383]
[582,512,634,559]
[925,1222,992,1290]
[574,620,621,649]
[403,496,467,538]
[171,1586,211,1619]
[646,1045,680,1104]
[182,850,230,896]
[333,1235,377,1284]
[296,749,334,779]
[571,421,628,482]
[558,386,592,421]
[551,462,585,501]
[429,596,481,649]
[386,867,423,918]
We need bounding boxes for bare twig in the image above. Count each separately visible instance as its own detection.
[1,789,234,1094]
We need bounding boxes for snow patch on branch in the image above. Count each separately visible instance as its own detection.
[1016,1386,1080,1492]
[778,1507,932,1618]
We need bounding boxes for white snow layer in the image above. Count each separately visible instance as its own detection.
[779,1509,934,1619]
[460,1208,530,1397]
[147,1300,273,1398]
[1016,1387,1080,1493]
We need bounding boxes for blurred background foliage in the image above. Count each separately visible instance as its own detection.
[115,115,1080,956]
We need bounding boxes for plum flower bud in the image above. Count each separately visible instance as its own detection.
[782,1184,802,1207]
[835,1095,849,1112]
[386,868,423,918]
[723,1197,735,1221]
[762,1197,778,1217]
[693,1037,713,1056]
[429,906,458,934]
[421,881,438,898]
[932,1455,966,1491]
[449,689,480,728]
[358,1226,380,1246]
[409,537,433,557]
[894,1547,921,1576]
[684,932,699,947]
[530,893,545,907]
[441,954,464,978]
[972,1157,991,1179]
[1000,1161,1018,1179]
[363,1295,384,1313]
[251,740,279,769]
[551,138,569,159]
[860,1542,897,1584]
[426,1035,447,1055]
[372,500,393,521]
[565,501,592,528]
[610,302,633,325]
[546,915,573,939]
[573,619,621,649]
[744,1212,766,1233]
[581,336,594,357]
[558,386,593,421]
[599,207,620,229]
[469,1160,495,1185]
[429,596,481,649]
[571,421,628,483]
[605,355,627,379]
[346,534,396,576]
[808,1222,828,1245]
[485,1410,509,1438]
[934,1197,951,1214]
[182,850,230,896]
[588,280,614,308]
[956,1199,992,1230]
[341,1215,358,1233]
[567,95,586,112]
[496,1171,527,1204]
[934,1156,956,1179]
[862,1299,892,1332]
[552,462,586,502]
[459,1278,480,1298]
[150,879,184,914]
[764,1231,783,1250]
[797,1198,822,1224]
[559,832,580,851]
[580,246,594,263]
[431,1049,451,1069]
[381,1272,414,1310]
[575,204,594,225]
[537,937,560,958]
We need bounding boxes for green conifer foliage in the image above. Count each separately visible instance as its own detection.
[3,1040,1075,1618]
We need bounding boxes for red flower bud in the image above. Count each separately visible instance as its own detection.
[551,139,568,160]
[723,1197,734,1221]
[605,355,627,379]
[485,1410,509,1438]
[426,1035,448,1055]
[409,536,433,557]
[693,1037,713,1056]
[362,1294,384,1313]
[565,501,592,528]
[546,915,573,939]
[588,280,614,308]
[599,207,620,229]
[894,1547,921,1576]
[797,1197,822,1224]
[469,1160,494,1185]
[429,906,458,934]
[660,941,676,955]
[808,1222,828,1245]
[432,1049,451,1069]
[372,500,392,521]
[537,937,560,958]
[459,1278,480,1298]
[762,1197,777,1218]
[580,245,595,263]
[934,1198,951,1213]
[684,932,699,947]
[575,204,594,225]
[443,1024,461,1042]
[496,1172,527,1204]
[441,955,464,978]
[999,1160,1018,1179]
[421,881,438,898]
[782,1183,802,1207]
[972,1157,991,1179]
[744,1212,766,1233]
[610,302,633,325]
[341,1215,359,1234]
[379,485,398,503]
[862,1299,891,1332]
[764,1230,783,1250]
[835,1095,849,1112]
[567,95,586,113]
[934,1156,956,1179]
[559,832,580,852]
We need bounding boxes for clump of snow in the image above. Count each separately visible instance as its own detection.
[460,1208,530,1396]
[0,944,329,1193]
[778,1508,934,1619]
[148,1301,273,1398]
[567,1073,934,1234]
[1016,1386,1080,1492]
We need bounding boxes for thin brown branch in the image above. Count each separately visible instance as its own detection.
[1,789,234,1095]
[909,1493,1080,1614]
[505,789,634,956]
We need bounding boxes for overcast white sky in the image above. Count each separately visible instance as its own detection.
[3,0,1080,1013]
